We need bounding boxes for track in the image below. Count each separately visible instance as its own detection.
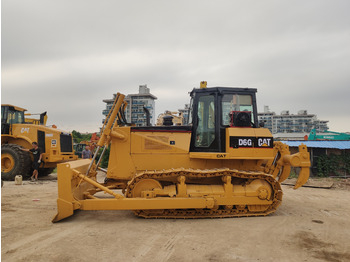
[125,168,283,218]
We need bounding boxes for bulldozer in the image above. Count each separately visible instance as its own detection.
[1,104,78,180]
[53,82,310,222]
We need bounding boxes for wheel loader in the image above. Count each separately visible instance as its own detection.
[1,104,78,180]
[53,82,310,222]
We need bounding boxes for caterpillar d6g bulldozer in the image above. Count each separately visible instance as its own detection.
[53,82,310,222]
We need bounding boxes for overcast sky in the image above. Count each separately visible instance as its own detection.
[2,0,350,133]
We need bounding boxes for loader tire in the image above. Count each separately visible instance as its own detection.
[1,144,32,181]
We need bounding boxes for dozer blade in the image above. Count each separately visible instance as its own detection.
[52,159,92,222]
[52,199,74,223]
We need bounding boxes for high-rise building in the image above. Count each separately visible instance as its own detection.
[258,106,329,134]
[103,85,157,127]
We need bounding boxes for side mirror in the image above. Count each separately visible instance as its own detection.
[259,121,265,128]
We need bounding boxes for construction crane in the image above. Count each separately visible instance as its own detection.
[308,129,350,140]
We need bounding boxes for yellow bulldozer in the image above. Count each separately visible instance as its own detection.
[1,104,78,180]
[53,82,310,222]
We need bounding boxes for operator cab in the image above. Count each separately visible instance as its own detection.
[189,84,259,153]
[1,105,26,134]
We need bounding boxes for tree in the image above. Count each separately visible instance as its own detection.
[99,146,110,168]
[316,152,350,177]
[72,130,92,144]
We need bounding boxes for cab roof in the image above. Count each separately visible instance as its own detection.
[190,87,257,97]
[1,104,27,112]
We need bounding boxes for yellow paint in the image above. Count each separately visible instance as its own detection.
[1,153,15,173]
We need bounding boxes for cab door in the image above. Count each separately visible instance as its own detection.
[190,93,221,152]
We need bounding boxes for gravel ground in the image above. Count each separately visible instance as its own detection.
[2,174,350,262]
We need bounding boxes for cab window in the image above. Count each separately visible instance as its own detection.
[188,98,193,125]
[1,106,7,122]
[221,94,254,125]
[7,110,25,124]
[195,95,215,147]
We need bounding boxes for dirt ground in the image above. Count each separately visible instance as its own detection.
[2,174,350,262]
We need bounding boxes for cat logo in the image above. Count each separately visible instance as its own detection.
[21,127,30,133]
[257,138,272,147]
